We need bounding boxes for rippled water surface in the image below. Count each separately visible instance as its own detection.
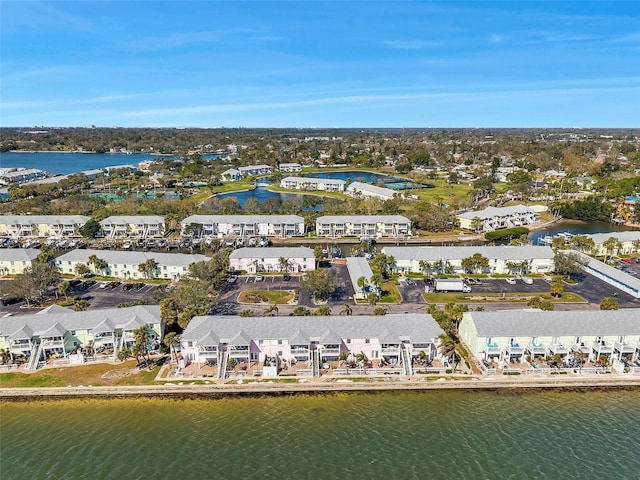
[1,390,639,479]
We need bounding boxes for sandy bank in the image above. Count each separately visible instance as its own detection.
[2,375,639,400]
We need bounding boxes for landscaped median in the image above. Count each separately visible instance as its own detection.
[237,290,298,305]
[423,291,586,304]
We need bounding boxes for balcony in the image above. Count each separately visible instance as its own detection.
[229,347,250,357]
[198,346,218,353]
[549,343,570,355]
[592,342,613,354]
[42,339,65,349]
[614,342,636,354]
[527,343,546,356]
[485,343,501,355]
[321,348,340,356]
[506,343,524,355]
[381,347,400,355]
[291,348,309,355]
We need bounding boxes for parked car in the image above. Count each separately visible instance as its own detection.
[107,281,122,289]
[521,276,534,285]
[122,283,134,291]
[405,278,416,286]
[134,282,145,290]
[99,281,110,289]
[464,277,478,285]
[227,276,238,284]
[505,278,516,285]
[283,274,291,281]
[255,275,264,282]
[621,258,635,264]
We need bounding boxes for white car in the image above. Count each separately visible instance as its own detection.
[98,281,110,289]
[505,278,516,285]
[255,275,264,282]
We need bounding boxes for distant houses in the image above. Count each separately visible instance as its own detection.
[457,205,539,232]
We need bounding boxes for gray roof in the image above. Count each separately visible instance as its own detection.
[346,257,374,289]
[182,314,444,345]
[383,245,554,262]
[99,215,164,225]
[182,214,304,225]
[282,176,345,185]
[36,305,73,315]
[561,250,640,294]
[230,247,314,260]
[0,305,161,340]
[585,231,640,244]
[0,215,90,226]
[458,205,536,220]
[467,309,640,337]
[316,215,411,224]
[0,248,40,262]
[55,249,209,268]
[347,181,396,197]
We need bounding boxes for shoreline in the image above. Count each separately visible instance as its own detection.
[2,376,639,401]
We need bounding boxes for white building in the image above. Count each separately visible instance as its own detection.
[55,249,209,281]
[220,168,242,182]
[180,215,305,238]
[229,247,316,273]
[457,205,539,232]
[0,249,40,275]
[0,305,162,369]
[0,168,47,185]
[238,164,272,176]
[584,232,640,256]
[280,176,345,192]
[459,309,640,364]
[315,215,412,239]
[278,163,303,173]
[382,245,555,275]
[180,314,444,377]
[99,216,165,238]
[0,215,90,238]
[346,256,378,300]
[346,181,398,201]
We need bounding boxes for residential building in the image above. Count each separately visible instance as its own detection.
[0,168,47,185]
[229,247,316,273]
[0,215,90,238]
[0,248,40,275]
[459,309,640,364]
[278,163,303,173]
[457,205,539,232]
[280,176,346,192]
[560,250,640,298]
[180,314,444,376]
[238,164,273,176]
[315,215,412,239]
[346,181,398,201]
[382,245,555,275]
[583,232,640,256]
[220,168,242,181]
[0,305,162,369]
[55,249,209,281]
[346,256,378,299]
[99,216,165,238]
[180,215,305,238]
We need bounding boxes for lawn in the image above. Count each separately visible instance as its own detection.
[0,359,163,388]
[238,289,297,304]
[423,291,585,304]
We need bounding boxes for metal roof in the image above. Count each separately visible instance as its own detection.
[56,249,209,268]
[316,215,411,224]
[181,214,304,225]
[0,248,40,262]
[458,205,536,220]
[229,247,314,259]
[383,245,554,262]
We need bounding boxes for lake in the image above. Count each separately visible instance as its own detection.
[1,390,639,479]
[0,152,219,175]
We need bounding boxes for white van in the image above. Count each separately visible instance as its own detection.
[521,276,534,285]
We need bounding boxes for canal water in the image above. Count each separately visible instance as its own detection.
[1,390,639,479]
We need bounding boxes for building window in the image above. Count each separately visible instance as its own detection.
[365,338,370,344]
[277,339,283,345]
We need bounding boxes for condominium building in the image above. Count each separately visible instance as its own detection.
[229,247,316,273]
[278,163,303,173]
[346,256,378,300]
[382,245,555,275]
[0,215,90,238]
[0,305,162,370]
[180,314,444,377]
[584,232,640,256]
[457,205,539,232]
[0,168,47,185]
[55,249,209,280]
[0,249,40,275]
[346,181,398,201]
[459,309,640,363]
[280,176,346,192]
[315,215,412,239]
[99,216,165,238]
[180,215,305,238]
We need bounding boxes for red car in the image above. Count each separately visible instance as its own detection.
[621,258,635,264]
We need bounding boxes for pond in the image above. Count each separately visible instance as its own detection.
[207,185,321,209]
[307,170,425,189]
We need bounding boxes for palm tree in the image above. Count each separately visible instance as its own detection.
[138,258,159,280]
[278,257,290,273]
[602,236,622,261]
[599,297,619,310]
[418,260,432,275]
[367,292,379,306]
[357,275,369,297]
[438,334,457,364]
[163,332,182,363]
[263,304,279,316]
[339,304,352,315]
[58,281,70,302]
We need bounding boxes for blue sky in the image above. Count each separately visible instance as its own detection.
[1,1,639,128]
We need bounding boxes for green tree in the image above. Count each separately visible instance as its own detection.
[239,309,254,317]
[599,297,619,310]
[163,332,181,363]
[73,297,90,311]
[74,263,91,277]
[553,252,588,280]
[133,325,154,369]
[37,244,56,264]
[339,304,352,315]
[138,258,158,279]
[58,281,71,302]
[79,219,101,238]
[460,253,490,274]
[300,268,338,301]
[292,306,311,316]
[1,262,60,307]
[117,347,132,363]
[372,306,386,315]
[314,305,331,316]
[550,276,564,298]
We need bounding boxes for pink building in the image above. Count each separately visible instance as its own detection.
[180,314,444,378]
[229,247,316,273]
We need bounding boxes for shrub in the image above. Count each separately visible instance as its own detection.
[485,227,529,241]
